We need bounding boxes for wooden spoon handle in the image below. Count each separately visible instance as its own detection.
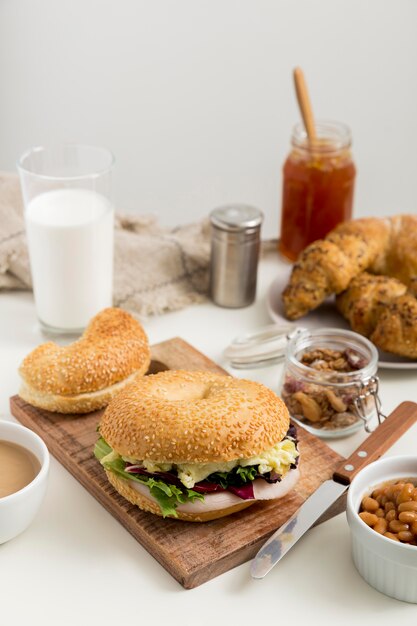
[293,67,317,141]
[333,401,417,485]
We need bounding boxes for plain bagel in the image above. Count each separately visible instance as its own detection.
[19,307,151,414]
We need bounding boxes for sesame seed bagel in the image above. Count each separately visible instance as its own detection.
[19,307,151,414]
[99,370,290,463]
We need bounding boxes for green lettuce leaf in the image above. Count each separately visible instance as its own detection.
[94,437,204,518]
[209,464,259,489]
[94,437,112,461]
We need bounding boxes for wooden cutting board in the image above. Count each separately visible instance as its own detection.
[10,337,345,589]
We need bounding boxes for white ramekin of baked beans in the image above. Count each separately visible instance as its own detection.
[347,456,417,603]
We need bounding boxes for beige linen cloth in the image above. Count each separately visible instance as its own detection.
[0,172,210,316]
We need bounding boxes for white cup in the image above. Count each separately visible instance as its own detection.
[0,421,50,544]
[17,144,115,334]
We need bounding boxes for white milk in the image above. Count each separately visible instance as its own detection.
[26,188,114,330]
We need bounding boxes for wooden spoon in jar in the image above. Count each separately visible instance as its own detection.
[293,67,317,143]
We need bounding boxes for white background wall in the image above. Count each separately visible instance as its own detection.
[1,0,416,236]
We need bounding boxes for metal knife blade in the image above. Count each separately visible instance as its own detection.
[251,479,347,579]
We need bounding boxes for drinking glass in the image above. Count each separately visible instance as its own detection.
[18,144,114,334]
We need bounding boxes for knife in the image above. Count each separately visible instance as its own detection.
[251,401,417,579]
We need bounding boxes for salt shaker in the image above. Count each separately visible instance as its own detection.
[209,204,263,308]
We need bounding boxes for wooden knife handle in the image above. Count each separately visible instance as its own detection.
[333,401,417,485]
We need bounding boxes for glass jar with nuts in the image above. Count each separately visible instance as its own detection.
[279,328,380,438]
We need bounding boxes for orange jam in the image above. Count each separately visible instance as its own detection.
[279,122,356,262]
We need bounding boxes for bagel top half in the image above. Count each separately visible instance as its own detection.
[99,370,290,463]
[18,307,151,413]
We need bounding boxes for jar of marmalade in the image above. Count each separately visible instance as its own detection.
[279,121,356,261]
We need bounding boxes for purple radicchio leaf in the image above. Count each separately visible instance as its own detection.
[124,465,184,488]
[228,482,255,500]
[192,481,225,494]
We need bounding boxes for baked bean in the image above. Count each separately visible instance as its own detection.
[359,511,378,526]
[389,520,409,533]
[373,518,388,534]
[397,484,414,504]
[386,485,397,500]
[398,511,417,524]
[398,501,417,512]
[362,496,379,512]
[359,480,417,546]
[385,509,396,523]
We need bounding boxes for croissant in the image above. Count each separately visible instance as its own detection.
[282,215,417,320]
[370,295,417,358]
[336,272,417,358]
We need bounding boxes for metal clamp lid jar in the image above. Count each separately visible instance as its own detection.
[209,204,263,308]
[278,327,384,439]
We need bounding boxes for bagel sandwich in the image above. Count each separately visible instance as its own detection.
[94,370,300,521]
[19,307,151,414]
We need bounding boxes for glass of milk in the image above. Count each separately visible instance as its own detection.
[18,144,114,334]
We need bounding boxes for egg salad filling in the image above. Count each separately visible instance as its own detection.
[94,426,299,518]
[123,436,298,488]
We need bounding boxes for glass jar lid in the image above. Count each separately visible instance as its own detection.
[224,324,298,368]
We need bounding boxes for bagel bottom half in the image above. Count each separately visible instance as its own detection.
[106,470,254,522]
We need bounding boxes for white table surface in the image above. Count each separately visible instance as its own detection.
[1,252,417,625]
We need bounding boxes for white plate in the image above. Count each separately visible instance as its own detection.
[266,272,417,370]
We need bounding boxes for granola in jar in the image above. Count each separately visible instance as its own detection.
[279,328,380,437]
